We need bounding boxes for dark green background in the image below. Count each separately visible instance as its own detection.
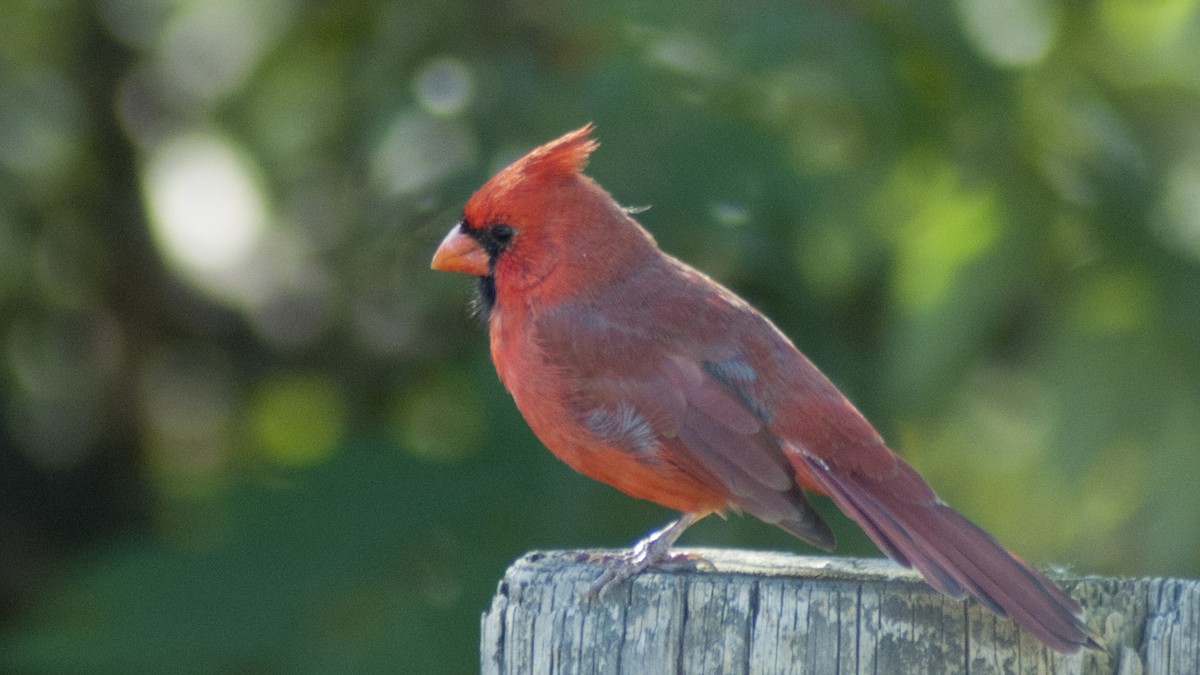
[3,0,1199,671]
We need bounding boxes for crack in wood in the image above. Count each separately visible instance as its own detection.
[482,549,1196,674]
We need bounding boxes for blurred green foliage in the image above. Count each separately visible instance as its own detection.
[2,0,1200,671]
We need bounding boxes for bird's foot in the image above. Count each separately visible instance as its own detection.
[582,514,711,600]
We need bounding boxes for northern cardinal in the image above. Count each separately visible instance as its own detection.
[432,125,1099,653]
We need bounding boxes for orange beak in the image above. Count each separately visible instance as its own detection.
[431,223,490,276]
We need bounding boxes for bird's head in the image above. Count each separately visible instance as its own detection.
[432,124,656,306]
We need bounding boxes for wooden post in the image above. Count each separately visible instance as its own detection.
[481,548,1198,674]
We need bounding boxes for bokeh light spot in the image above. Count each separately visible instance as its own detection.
[251,373,343,467]
[6,393,100,470]
[140,345,237,491]
[97,0,177,49]
[957,0,1059,67]
[394,375,483,463]
[142,132,269,288]
[1081,441,1148,532]
[0,70,83,185]
[795,224,865,300]
[1152,159,1200,261]
[157,0,288,104]
[646,30,724,80]
[881,158,1002,312]
[1099,0,1195,55]
[1072,270,1157,334]
[709,200,750,228]
[5,311,123,470]
[247,270,337,350]
[370,112,478,197]
[413,57,474,116]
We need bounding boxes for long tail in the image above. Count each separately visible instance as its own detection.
[801,455,1101,653]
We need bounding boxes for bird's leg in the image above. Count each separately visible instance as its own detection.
[584,513,711,600]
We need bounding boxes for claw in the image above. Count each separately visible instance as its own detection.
[583,513,708,600]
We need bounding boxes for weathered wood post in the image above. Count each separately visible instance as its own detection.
[482,549,1198,674]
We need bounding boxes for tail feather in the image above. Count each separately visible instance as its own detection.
[802,455,1101,653]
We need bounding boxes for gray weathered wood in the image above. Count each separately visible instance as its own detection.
[481,549,1199,674]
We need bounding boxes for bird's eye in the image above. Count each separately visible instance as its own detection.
[491,224,514,245]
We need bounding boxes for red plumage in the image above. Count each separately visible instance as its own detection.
[432,124,1100,653]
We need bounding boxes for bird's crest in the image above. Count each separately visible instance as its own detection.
[465,124,599,225]
[512,123,598,179]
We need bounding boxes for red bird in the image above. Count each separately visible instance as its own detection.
[431,125,1099,653]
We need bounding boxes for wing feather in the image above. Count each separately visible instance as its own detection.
[536,298,836,550]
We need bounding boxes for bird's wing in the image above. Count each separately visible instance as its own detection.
[534,300,835,550]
